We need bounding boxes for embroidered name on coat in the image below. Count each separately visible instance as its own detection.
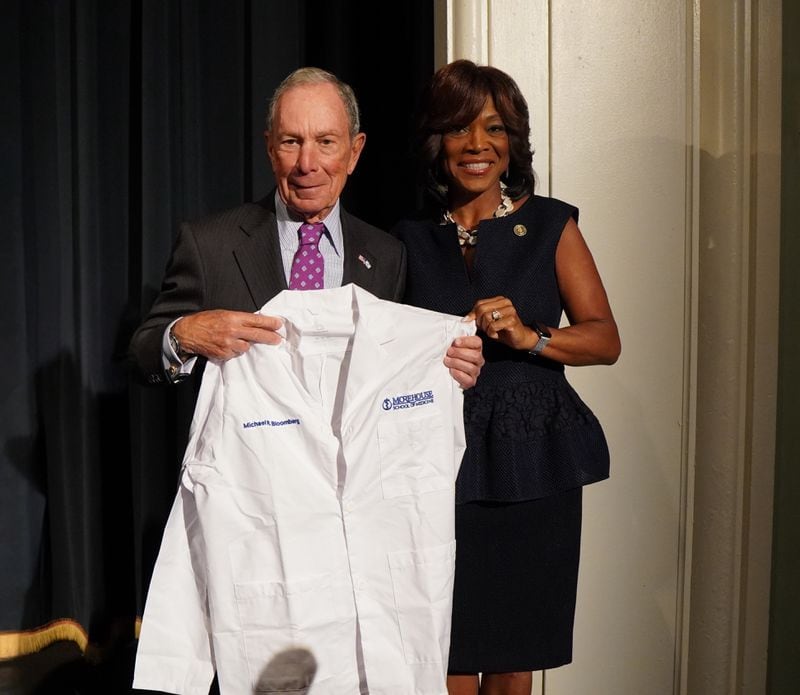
[242,418,300,429]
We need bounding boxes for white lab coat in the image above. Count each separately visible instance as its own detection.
[133,284,475,695]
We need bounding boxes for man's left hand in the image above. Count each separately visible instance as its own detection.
[444,335,484,389]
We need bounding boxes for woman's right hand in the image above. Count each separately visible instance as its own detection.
[467,297,539,352]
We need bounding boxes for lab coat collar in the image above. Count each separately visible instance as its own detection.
[266,284,396,350]
[261,285,398,426]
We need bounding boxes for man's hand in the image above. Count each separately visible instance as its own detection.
[444,334,484,389]
[173,310,283,361]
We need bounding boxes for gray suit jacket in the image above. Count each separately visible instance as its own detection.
[129,194,407,384]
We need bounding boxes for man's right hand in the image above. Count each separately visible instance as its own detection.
[172,310,283,361]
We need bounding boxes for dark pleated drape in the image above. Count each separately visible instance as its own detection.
[0,0,432,684]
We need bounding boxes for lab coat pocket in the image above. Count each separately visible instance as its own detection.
[388,540,456,664]
[377,414,451,498]
[233,574,353,688]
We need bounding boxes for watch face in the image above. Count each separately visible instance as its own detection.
[534,321,551,339]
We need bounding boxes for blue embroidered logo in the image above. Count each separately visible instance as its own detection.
[382,390,435,411]
[242,418,300,429]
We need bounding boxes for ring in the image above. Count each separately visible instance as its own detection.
[491,310,502,321]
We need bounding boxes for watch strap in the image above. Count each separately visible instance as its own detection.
[529,320,551,357]
[169,325,191,362]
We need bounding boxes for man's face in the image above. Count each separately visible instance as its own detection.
[266,83,366,223]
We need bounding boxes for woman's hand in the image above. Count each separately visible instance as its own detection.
[444,334,485,389]
[466,220,621,366]
[467,297,538,352]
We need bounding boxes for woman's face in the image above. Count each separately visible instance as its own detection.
[441,96,510,203]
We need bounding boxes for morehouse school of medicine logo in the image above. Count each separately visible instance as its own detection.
[242,418,300,429]
[382,390,435,411]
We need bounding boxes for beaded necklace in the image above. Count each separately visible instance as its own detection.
[442,185,514,247]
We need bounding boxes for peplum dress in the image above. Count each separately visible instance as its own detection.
[392,195,610,672]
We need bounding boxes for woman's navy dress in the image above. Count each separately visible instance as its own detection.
[392,195,609,672]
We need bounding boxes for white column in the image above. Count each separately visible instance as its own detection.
[437,1,781,693]
[688,0,781,692]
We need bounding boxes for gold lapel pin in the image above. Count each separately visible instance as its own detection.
[513,224,527,237]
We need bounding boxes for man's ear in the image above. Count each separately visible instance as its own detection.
[347,133,367,174]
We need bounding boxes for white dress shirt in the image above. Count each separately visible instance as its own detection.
[275,192,344,290]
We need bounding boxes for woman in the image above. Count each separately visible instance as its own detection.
[392,60,621,695]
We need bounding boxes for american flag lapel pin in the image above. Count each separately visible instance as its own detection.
[358,254,372,270]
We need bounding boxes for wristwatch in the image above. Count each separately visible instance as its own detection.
[529,320,551,357]
[169,325,191,362]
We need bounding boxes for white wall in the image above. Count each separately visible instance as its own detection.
[548,2,689,692]
[436,1,781,693]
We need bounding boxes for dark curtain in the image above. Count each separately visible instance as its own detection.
[1,0,432,684]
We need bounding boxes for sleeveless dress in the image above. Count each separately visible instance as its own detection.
[392,195,609,672]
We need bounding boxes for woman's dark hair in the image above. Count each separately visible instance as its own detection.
[413,59,535,209]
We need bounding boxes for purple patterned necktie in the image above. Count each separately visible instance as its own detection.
[288,222,325,290]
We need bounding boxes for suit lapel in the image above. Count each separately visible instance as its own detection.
[233,196,287,308]
[341,209,379,291]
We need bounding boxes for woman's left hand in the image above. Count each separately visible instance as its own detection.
[444,334,485,389]
[467,296,537,351]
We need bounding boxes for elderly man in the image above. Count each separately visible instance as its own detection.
[131,67,483,695]
[129,67,482,386]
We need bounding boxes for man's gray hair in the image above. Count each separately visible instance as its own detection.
[266,67,361,138]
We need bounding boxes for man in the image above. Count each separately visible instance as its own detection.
[129,67,483,386]
[131,68,483,693]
